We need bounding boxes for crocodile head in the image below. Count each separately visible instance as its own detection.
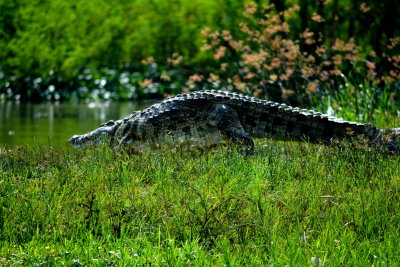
[68,120,121,147]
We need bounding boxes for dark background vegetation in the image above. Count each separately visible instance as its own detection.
[0,0,399,109]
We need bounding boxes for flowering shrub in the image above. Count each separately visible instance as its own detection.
[196,2,400,108]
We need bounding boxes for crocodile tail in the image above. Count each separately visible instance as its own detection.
[237,100,399,152]
[264,106,399,153]
[277,109,378,144]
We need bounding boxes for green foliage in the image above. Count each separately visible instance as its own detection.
[0,0,251,101]
[0,143,399,265]
[0,0,399,105]
[0,0,245,77]
[197,2,400,107]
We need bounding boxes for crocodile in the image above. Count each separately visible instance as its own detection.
[68,90,399,154]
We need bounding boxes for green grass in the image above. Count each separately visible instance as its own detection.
[0,141,399,266]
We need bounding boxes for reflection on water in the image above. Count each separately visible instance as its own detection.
[0,100,155,147]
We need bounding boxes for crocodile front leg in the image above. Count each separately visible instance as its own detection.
[214,104,254,154]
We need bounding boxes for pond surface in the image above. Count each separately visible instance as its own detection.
[0,100,156,147]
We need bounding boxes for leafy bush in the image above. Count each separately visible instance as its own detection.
[198,3,398,97]
[0,0,244,78]
[0,0,399,107]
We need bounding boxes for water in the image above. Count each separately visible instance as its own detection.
[0,100,155,147]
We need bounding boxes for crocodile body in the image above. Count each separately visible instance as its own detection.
[68,90,399,153]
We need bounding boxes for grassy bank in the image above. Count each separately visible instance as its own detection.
[0,141,399,265]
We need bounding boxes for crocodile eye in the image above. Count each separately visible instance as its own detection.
[101,120,115,127]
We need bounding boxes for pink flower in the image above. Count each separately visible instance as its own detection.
[360,3,371,13]
[311,12,325,23]
[214,46,227,60]
[139,79,152,88]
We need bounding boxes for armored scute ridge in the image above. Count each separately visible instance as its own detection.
[68,90,399,153]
